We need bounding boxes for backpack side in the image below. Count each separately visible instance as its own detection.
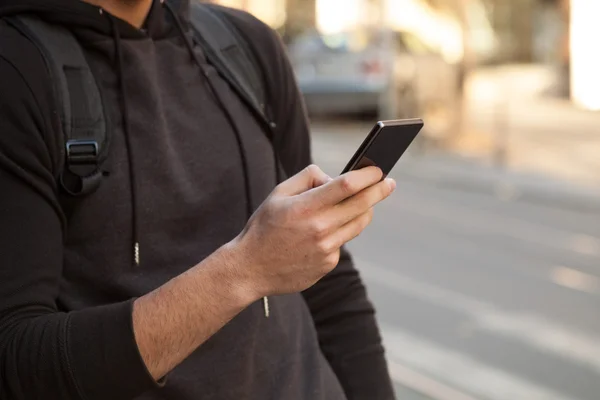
[5,16,109,196]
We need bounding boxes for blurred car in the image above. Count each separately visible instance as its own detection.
[287,28,460,138]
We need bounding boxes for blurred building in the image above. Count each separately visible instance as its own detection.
[203,0,288,28]
[569,0,600,110]
[203,0,314,40]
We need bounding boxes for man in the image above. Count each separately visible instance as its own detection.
[0,0,396,399]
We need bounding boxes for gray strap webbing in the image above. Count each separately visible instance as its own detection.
[189,4,268,125]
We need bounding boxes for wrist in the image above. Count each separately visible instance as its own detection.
[216,239,265,306]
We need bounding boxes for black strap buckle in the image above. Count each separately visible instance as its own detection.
[66,140,99,165]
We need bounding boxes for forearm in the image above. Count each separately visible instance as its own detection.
[0,245,255,400]
[132,241,258,380]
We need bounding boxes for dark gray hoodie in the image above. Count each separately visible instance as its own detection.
[0,1,394,399]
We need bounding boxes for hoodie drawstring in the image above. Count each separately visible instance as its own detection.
[107,12,141,266]
[99,3,279,311]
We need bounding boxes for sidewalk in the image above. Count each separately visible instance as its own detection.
[398,151,600,213]
[449,64,600,188]
[310,121,600,213]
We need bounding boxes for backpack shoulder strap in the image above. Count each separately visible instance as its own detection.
[189,3,273,130]
[5,16,108,196]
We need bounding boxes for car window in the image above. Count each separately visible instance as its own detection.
[321,30,381,53]
[290,34,327,54]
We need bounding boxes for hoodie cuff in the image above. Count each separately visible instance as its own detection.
[67,299,165,400]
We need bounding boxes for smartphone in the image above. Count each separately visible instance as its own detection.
[341,118,424,176]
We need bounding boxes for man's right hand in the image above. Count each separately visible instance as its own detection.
[132,164,395,380]
[231,164,396,298]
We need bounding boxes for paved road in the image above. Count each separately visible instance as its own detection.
[311,123,600,400]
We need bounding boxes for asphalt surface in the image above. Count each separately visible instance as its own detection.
[310,122,600,400]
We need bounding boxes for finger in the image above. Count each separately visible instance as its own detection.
[324,208,374,250]
[303,166,383,206]
[310,168,333,188]
[274,164,331,196]
[325,178,395,227]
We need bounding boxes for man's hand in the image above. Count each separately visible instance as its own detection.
[232,164,396,298]
[132,164,395,381]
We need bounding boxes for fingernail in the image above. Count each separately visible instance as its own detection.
[386,178,396,191]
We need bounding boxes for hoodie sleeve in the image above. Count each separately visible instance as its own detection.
[220,9,396,400]
[0,52,158,400]
[271,41,398,400]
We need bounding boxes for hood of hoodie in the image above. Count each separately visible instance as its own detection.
[0,0,189,39]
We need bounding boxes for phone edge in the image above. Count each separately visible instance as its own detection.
[379,118,424,128]
[340,121,385,174]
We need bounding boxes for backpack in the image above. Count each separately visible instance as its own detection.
[5,3,276,196]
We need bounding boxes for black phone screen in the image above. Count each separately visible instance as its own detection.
[342,119,424,176]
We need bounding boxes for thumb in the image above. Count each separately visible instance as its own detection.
[274,164,332,196]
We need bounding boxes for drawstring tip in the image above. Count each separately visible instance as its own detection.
[263,296,270,318]
[134,242,140,266]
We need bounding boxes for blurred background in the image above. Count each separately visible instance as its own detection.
[206,1,600,399]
